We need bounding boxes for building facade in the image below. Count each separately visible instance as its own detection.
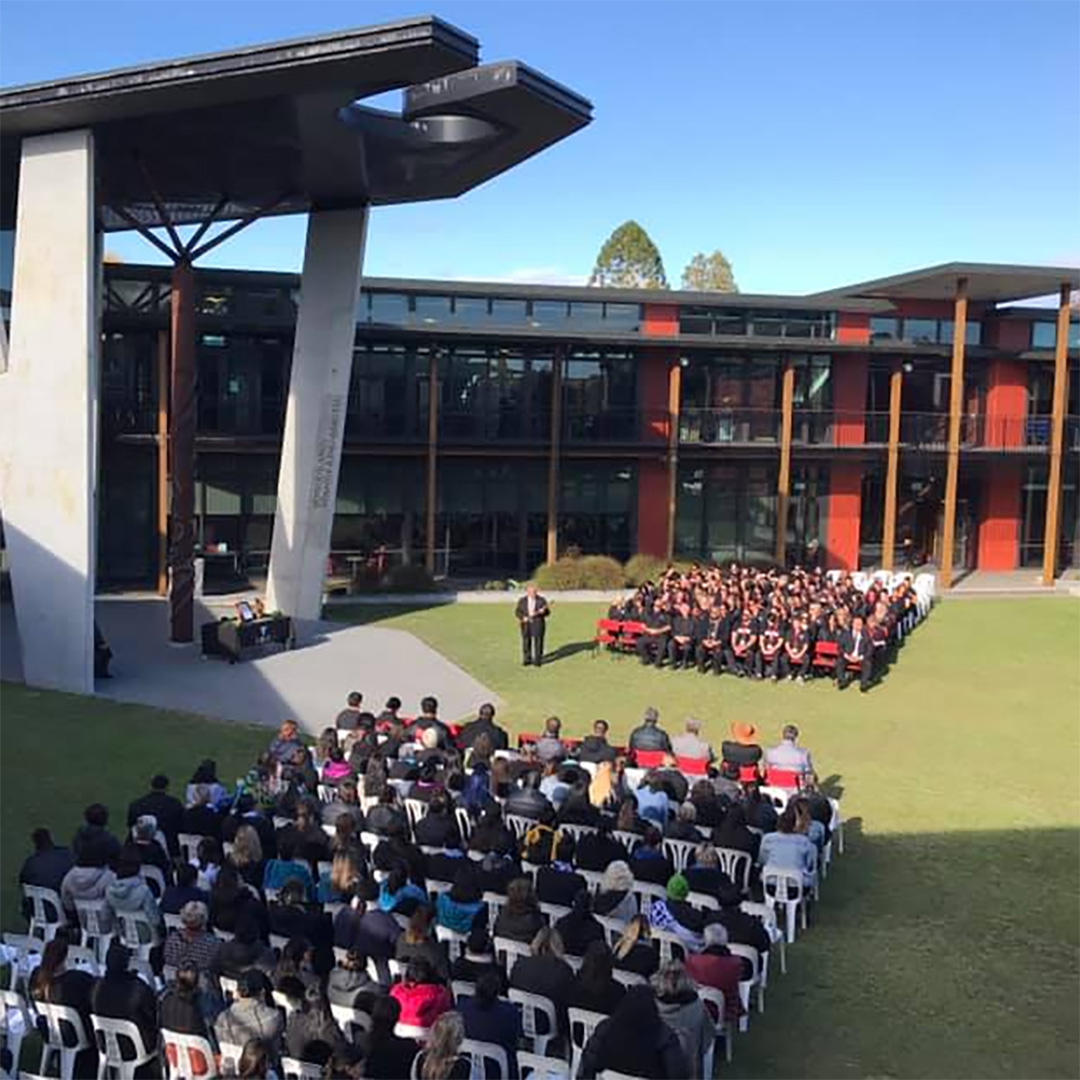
[93,262,1079,588]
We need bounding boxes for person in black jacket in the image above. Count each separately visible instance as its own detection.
[459,970,522,1074]
[568,940,626,1017]
[457,703,510,753]
[515,584,550,667]
[361,995,418,1080]
[333,882,401,959]
[91,944,160,1076]
[450,926,508,992]
[493,877,545,944]
[838,615,874,692]
[159,964,211,1037]
[683,845,736,903]
[19,829,74,921]
[508,926,575,1034]
[268,880,334,976]
[469,807,517,859]
[72,804,122,868]
[628,707,673,753]
[505,771,552,822]
[575,822,628,872]
[577,985,689,1079]
[576,719,618,764]
[180,786,222,840]
[127,775,184,857]
[552,891,605,958]
[412,792,461,850]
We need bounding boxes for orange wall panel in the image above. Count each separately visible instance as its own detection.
[639,349,674,443]
[836,312,870,345]
[826,462,862,570]
[984,358,1028,448]
[833,354,868,445]
[642,303,679,337]
[637,459,669,557]
[977,462,1022,570]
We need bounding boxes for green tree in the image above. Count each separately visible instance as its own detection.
[681,249,739,293]
[588,221,668,289]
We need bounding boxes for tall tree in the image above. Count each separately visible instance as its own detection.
[588,221,668,289]
[681,250,739,293]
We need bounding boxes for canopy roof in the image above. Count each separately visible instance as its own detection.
[811,262,1079,305]
[0,16,592,230]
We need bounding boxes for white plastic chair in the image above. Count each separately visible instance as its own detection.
[517,1050,571,1080]
[162,1029,219,1078]
[176,834,202,863]
[163,913,184,934]
[1,934,44,992]
[461,1038,511,1080]
[697,985,734,1069]
[505,814,533,839]
[538,902,570,924]
[829,799,845,855]
[493,937,531,974]
[728,942,765,1017]
[138,866,166,901]
[1,989,35,1076]
[577,870,604,894]
[661,838,695,872]
[218,976,238,1002]
[761,866,808,944]
[685,891,719,913]
[269,933,290,953]
[611,968,647,989]
[483,893,506,937]
[63,945,100,977]
[329,1003,372,1042]
[757,786,793,811]
[91,1014,158,1079]
[714,847,752,893]
[216,1042,244,1075]
[651,928,686,964]
[455,806,473,842]
[598,1071,651,1080]
[73,901,113,964]
[22,887,67,944]
[631,881,667,912]
[280,1057,324,1080]
[612,830,641,853]
[272,990,300,1018]
[508,989,557,1057]
[435,924,469,959]
[113,911,161,960]
[33,1000,93,1080]
[404,799,430,832]
[567,1007,607,1077]
[740,900,786,975]
[596,915,629,948]
[451,980,476,1004]
[558,823,598,843]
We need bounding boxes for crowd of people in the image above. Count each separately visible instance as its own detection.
[11,696,838,1079]
[606,563,927,692]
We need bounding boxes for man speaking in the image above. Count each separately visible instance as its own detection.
[515,583,551,667]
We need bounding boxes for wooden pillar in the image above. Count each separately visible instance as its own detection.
[881,360,904,570]
[155,329,169,595]
[168,260,197,641]
[775,361,795,565]
[665,360,682,561]
[424,350,439,573]
[545,350,563,564]
[939,277,968,589]
[1042,282,1073,586]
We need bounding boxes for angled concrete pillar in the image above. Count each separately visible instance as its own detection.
[0,130,98,692]
[266,208,368,619]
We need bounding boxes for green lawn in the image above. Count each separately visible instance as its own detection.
[3,597,1079,1078]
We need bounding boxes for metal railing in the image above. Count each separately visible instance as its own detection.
[344,408,426,443]
[678,408,780,444]
[562,407,659,443]
[440,409,551,443]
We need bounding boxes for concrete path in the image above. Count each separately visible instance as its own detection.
[0,597,495,734]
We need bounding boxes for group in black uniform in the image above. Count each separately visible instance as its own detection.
[608,562,923,693]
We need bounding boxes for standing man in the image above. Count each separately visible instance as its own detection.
[515,583,551,667]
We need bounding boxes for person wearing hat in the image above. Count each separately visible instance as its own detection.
[720,721,763,779]
[628,706,673,754]
[647,873,705,954]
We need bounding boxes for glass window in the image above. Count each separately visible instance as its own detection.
[453,297,490,324]
[369,293,411,324]
[712,312,747,336]
[489,299,528,326]
[414,295,451,326]
[679,307,713,335]
[749,311,786,338]
[903,318,938,344]
[603,303,642,331]
[566,302,605,330]
[529,300,568,328]
[870,316,900,341]
[1031,322,1056,349]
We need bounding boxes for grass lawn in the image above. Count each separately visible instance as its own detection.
[3,596,1078,1078]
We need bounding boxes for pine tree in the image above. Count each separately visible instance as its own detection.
[682,250,738,293]
[588,221,668,289]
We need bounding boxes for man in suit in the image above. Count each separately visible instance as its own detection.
[515,583,550,666]
[838,614,873,692]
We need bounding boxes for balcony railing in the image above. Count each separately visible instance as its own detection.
[345,408,426,443]
[441,409,550,443]
[563,408,664,443]
[679,408,780,444]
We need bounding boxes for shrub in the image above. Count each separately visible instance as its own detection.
[624,553,667,586]
[533,554,625,591]
[383,563,437,593]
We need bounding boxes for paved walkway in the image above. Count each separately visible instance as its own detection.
[946,569,1080,597]
[0,597,495,734]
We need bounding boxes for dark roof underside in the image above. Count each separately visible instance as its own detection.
[0,16,592,231]
[811,262,1080,304]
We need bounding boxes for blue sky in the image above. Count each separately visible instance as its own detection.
[2,0,1078,294]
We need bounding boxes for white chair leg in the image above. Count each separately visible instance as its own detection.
[786,902,797,944]
[779,934,787,974]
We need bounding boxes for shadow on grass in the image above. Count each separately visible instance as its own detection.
[542,639,596,664]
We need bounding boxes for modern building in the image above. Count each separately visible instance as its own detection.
[91,260,1079,590]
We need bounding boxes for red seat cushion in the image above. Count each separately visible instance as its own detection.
[676,756,709,776]
[635,750,667,769]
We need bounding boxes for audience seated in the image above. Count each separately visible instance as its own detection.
[651,960,715,1080]
[553,890,606,957]
[450,926,507,991]
[493,877,545,944]
[435,862,485,934]
[459,969,521,1067]
[28,935,97,1078]
[389,956,452,1028]
[19,829,74,919]
[568,940,626,1015]
[395,907,450,983]
[91,943,159,1068]
[593,860,638,923]
[684,923,744,1026]
[127,774,184,855]
[577,984,689,1079]
[508,926,575,1033]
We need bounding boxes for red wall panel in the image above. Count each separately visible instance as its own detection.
[826,462,862,570]
[639,349,673,444]
[989,319,1031,351]
[833,354,869,445]
[984,358,1028,448]
[977,462,1022,570]
[642,303,679,337]
[836,312,870,345]
[637,459,669,557]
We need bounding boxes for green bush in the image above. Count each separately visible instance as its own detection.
[383,563,437,593]
[533,554,625,591]
[624,553,668,586]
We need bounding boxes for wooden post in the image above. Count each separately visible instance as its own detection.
[1042,282,1073,586]
[939,277,968,589]
[881,361,903,570]
[665,360,682,561]
[424,350,439,573]
[545,350,563,564]
[155,329,169,595]
[168,260,197,641]
[775,361,795,565]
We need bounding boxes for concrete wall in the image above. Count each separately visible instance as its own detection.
[0,130,98,692]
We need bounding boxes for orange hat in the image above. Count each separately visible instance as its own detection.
[731,721,758,745]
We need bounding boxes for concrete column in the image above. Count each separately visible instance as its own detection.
[0,130,98,692]
[266,208,368,619]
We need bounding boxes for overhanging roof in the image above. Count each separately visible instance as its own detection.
[0,16,592,230]
[810,262,1080,305]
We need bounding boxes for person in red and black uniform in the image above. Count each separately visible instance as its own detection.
[726,612,758,678]
[782,614,812,682]
[759,615,785,681]
[666,602,698,670]
[636,601,672,667]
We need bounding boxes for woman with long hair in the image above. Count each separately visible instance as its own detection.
[568,939,626,1016]
[416,1010,469,1080]
[577,984,689,1079]
[492,876,544,944]
[236,1040,272,1080]
[395,905,450,983]
[28,935,97,1077]
[552,890,605,958]
[615,795,644,834]
[613,914,660,977]
[228,824,265,890]
[593,859,637,923]
[651,960,714,1079]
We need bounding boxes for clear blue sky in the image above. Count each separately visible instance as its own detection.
[2,0,1078,294]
